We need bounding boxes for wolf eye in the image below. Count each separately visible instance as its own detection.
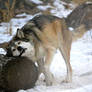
[18,41,21,44]
[12,49,16,51]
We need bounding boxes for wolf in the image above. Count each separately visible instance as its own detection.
[7,3,92,86]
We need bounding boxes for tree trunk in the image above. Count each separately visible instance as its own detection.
[0,0,40,22]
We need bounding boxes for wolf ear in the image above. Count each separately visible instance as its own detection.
[16,28,24,38]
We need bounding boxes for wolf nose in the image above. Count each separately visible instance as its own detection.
[17,46,23,51]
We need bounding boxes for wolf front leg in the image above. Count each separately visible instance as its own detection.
[37,58,44,75]
[43,48,56,86]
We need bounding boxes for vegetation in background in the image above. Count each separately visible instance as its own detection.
[0,0,16,22]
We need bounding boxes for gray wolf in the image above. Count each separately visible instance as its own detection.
[0,56,38,92]
[7,3,92,86]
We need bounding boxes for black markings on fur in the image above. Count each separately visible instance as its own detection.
[30,15,60,30]
[21,23,41,42]
[19,48,26,57]
[15,37,29,42]
[6,48,13,57]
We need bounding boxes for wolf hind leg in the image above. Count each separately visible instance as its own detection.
[59,45,72,83]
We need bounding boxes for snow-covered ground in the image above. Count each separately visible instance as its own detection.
[0,0,92,92]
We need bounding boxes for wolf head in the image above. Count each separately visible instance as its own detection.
[6,21,41,57]
[6,40,35,58]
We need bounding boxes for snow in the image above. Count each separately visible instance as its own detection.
[50,0,74,18]
[30,0,43,4]
[0,0,92,92]
[18,90,27,92]
[37,4,53,11]
[68,27,74,31]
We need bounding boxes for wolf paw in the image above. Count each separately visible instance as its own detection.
[61,77,72,83]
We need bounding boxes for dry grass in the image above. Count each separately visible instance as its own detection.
[72,0,91,5]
